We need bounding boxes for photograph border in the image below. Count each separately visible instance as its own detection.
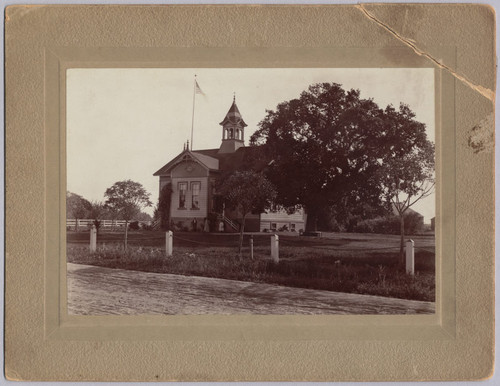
[48,46,451,341]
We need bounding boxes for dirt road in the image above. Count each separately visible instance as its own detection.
[67,263,435,315]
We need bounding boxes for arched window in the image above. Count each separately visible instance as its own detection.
[236,129,240,139]
[229,128,234,139]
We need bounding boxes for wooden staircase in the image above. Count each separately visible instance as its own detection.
[219,214,239,232]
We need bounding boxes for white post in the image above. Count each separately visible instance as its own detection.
[166,231,173,257]
[406,239,414,276]
[271,234,279,263]
[89,224,97,252]
[250,236,254,260]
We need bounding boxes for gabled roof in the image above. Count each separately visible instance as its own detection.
[196,145,267,175]
[154,144,271,178]
[219,100,248,127]
[191,151,219,170]
[153,150,219,176]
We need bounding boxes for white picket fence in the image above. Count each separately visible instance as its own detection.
[67,219,152,229]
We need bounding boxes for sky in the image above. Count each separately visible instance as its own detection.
[67,68,435,222]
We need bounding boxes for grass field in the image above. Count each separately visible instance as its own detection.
[67,231,435,301]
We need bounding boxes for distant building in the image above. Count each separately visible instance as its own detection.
[153,98,306,232]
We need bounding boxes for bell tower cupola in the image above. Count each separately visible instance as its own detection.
[218,95,247,154]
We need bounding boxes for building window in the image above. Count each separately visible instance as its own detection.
[290,223,296,231]
[271,223,277,231]
[178,182,187,209]
[191,181,200,209]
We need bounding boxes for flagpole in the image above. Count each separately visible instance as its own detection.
[190,75,196,150]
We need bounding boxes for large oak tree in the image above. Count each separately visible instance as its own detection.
[251,83,434,234]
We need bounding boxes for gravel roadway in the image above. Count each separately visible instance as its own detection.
[67,263,435,315]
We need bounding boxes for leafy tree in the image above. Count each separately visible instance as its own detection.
[218,171,276,257]
[66,191,91,231]
[378,118,435,263]
[104,180,153,249]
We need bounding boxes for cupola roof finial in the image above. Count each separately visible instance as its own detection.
[219,94,247,127]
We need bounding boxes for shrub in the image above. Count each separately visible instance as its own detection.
[207,212,219,232]
[353,212,424,235]
[129,221,140,231]
[324,217,345,232]
[141,223,153,231]
[157,184,172,230]
[403,211,425,234]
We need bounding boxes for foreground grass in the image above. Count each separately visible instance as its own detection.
[67,238,435,302]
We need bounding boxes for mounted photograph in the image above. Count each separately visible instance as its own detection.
[66,68,436,315]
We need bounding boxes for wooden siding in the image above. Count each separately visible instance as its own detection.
[171,160,208,178]
[259,208,306,232]
[260,209,305,222]
[259,221,305,232]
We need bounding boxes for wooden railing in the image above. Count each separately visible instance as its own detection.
[222,215,239,231]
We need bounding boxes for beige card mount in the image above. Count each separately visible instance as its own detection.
[5,4,495,382]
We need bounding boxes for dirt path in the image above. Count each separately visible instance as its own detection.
[67,263,435,315]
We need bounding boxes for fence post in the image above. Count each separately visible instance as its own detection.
[406,239,414,276]
[89,225,97,252]
[250,235,254,260]
[166,231,173,257]
[271,234,279,263]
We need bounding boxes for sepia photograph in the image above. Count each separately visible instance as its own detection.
[66,68,436,316]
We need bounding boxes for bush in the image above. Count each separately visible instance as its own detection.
[324,217,345,232]
[353,212,424,235]
[207,212,219,232]
[157,184,172,230]
[129,221,140,231]
[141,223,153,231]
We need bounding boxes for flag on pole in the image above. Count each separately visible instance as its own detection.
[195,80,205,95]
